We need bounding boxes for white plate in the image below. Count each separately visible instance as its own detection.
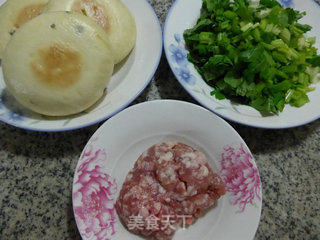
[72,100,262,240]
[164,0,320,129]
[0,0,162,132]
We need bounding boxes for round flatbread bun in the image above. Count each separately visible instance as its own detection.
[0,0,49,59]
[44,0,136,64]
[2,11,115,116]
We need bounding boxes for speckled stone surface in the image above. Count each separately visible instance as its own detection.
[0,0,320,240]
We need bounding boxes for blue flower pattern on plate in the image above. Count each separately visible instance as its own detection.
[7,110,25,122]
[0,89,25,122]
[174,67,196,85]
[0,89,76,126]
[174,33,181,43]
[169,44,188,66]
[170,34,196,86]
[279,0,294,8]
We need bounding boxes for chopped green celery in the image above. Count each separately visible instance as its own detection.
[307,55,320,67]
[252,28,261,41]
[275,69,288,79]
[224,10,237,19]
[271,51,287,63]
[259,19,267,31]
[306,66,320,83]
[288,48,299,60]
[256,8,271,19]
[287,90,310,107]
[224,72,243,88]
[261,42,275,50]
[295,23,312,33]
[247,35,254,41]
[184,0,320,114]
[271,39,286,48]
[297,37,307,50]
[250,97,275,113]
[306,37,316,46]
[217,32,229,45]
[280,65,296,73]
[270,80,291,92]
[212,89,226,99]
[249,0,259,9]
[220,21,231,29]
[199,32,215,44]
[280,28,291,44]
[241,22,259,31]
[297,72,310,85]
[195,44,209,54]
[208,45,220,53]
[265,23,274,32]
[289,25,304,35]
[272,26,281,35]
[241,22,253,31]
[276,98,285,112]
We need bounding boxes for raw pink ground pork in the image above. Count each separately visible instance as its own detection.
[115,142,226,240]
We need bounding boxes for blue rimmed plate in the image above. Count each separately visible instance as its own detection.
[0,0,162,132]
[164,0,320,129]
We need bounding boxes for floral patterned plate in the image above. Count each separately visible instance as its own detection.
[73,100,262,240]
[0,0,162,132]
[164,0,320,129]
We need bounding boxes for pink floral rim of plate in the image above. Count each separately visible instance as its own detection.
[220,144,262,213]
[73,144,117,240]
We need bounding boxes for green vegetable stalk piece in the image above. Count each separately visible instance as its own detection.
[184,0,320,114]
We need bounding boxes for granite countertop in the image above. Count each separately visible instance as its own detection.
[0,0,320,239]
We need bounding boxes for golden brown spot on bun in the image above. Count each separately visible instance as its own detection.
[31,44,81,87]
[72,0,110,33]
[14,4,46,28]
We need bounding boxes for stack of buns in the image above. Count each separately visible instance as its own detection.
[0,0,136,116]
